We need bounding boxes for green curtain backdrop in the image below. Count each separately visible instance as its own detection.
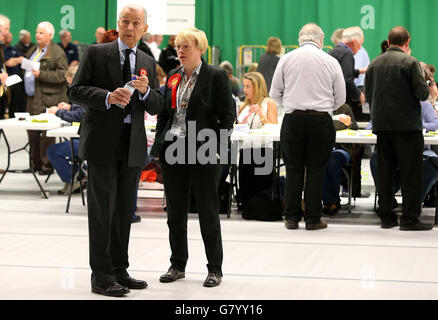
[1,0,113,45]
[195,0,438,69]
[1,0,436,68]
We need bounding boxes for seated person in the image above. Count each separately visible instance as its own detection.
[237,71,277,210]
[46,66,85,194]
[322,104,359,215]
[369,100,438,208]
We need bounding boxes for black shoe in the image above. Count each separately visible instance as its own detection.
[131,214,141,223]
[159,268,185,283]
[285,219,299,229]
[116,275,147,289]
[305,220,328,230]
[91,282,130,297]
[203,272,222,287]
[381,218,399,229]
[322,204,340,217]
[400,220,434,231]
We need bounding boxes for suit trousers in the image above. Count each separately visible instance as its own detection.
[87,124,141,286]
[376,131,424,225]
[281,112,335,224]
[25,97,55,170]
[160,157,223,275]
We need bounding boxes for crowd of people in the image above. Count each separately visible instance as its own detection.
[0,3,437,297]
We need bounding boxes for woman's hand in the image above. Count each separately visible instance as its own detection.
[249,104,262,116]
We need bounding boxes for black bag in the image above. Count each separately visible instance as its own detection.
[242,192,283,221]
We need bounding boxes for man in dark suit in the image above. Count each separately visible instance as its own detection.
[329,27,368,199]
[68,4,163,297]
[365,26,432,231]
[158,35,179,74]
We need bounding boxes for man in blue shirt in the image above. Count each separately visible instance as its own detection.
[58,30,79,67]
[3,31,26,116]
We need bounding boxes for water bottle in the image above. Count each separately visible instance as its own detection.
[115,76,137,109]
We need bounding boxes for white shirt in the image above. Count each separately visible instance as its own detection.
[150,42,161,61]
[354,46,370,87]
[270,42,346,114]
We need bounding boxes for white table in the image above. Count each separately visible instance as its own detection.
[231,125,438,145]
[46,123,157,140]
[46,122,157,212]
[230,125,438,220]
[0,115,68,198]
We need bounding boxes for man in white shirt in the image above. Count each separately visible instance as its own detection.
[150,34,162,61]
[270,23,346,230]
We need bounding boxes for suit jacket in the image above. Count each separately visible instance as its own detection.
[365,47,429,132]
[137,41,154,59]
[68,40,164,167]
[329,44,361,106]
[151,62,236,158]
[158,45,180,74]
[25,41,68,113]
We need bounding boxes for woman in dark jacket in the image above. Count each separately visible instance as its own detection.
[150,27,235,287]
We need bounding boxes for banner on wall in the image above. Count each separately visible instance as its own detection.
[116,0,195,34]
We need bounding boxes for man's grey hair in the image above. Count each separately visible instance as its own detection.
[0,14,10,27]
[142,33,153,42]
[342,27,360,43]
[330,28,343,46]
[119,4,148,25]
[298,23,324,46]
[19,29,31,39]
[59,29,70,38]
[37,21,55,39]
[219,60,233,75]
[350,26,364,41]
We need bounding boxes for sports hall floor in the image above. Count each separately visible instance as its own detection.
[1,126,437,300]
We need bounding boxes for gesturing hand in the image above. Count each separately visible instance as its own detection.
[132,75,149,95]
[108,88,132,106]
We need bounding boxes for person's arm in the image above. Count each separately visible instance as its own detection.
[55,104,85,123]
[265,99,278,124]
[133,58,164,115]
[215,68,236,130]
[269,58,285,107]
[5,56,23,67]
[422,101,438,132]
[341,53,362,103]
[411,60,430,102]
[332,60,347,110]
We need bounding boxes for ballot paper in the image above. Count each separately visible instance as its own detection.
[237,106,250,123]
[21,58,40,71]
[5,74,22,87]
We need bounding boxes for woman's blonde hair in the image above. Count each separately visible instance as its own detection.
[266,37,282,54]
[176,27,208,54]
[240,72,269,113]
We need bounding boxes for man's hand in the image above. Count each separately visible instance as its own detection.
[108,88,132,106]
[359,67,367,74]
[0,72,8,85]
[48,106,59,114]
[338,115,351,127]
[132,75,149,95]
[58,102,71,110]
[359,92,365,106]
[32,70,40,78]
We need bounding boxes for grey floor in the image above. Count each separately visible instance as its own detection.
[1,126,438,300]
